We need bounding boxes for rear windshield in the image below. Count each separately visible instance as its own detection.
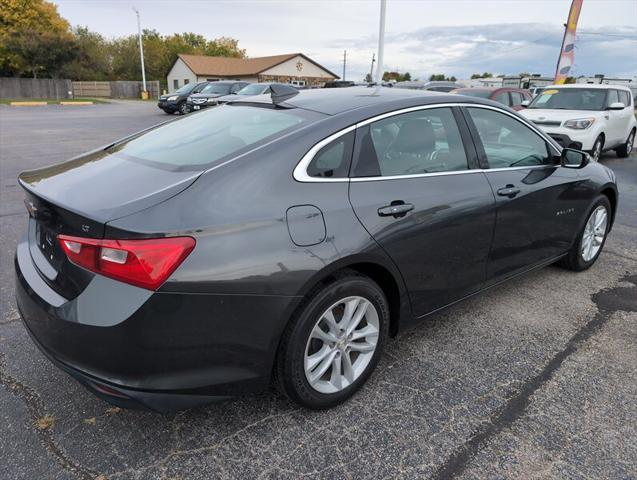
[107,105,315,170]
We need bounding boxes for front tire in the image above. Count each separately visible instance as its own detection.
[589,135,604,162]
[177,101,189,115]
[615,129,635,158]
[558,195,611,271]
[275,272,389,409]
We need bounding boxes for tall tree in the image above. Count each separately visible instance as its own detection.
[0,0,74,76]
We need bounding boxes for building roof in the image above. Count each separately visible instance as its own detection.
[177,53,339,78]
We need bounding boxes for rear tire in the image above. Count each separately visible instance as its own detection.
[615,129,635,158]
[558,195,611,271]
[275,271,389,409]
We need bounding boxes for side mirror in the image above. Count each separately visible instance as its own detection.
[561,148,589,168]
[609,102,625,110]
[520,100,530,107]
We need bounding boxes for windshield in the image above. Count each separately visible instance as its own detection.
[455,90,492,98]
[107,105,315,170]
[200,83,232,95]
[528,88,607,110]
[237,84,268,95]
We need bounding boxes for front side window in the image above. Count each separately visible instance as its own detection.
[353,107,469,177]
[606,89,619,107]
[618,90,631,107]
[306,131,354,178]
[467,107,552,169]
[528,88,607,111]
[108,105,313,170]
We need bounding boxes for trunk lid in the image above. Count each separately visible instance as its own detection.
[19,148,202,299]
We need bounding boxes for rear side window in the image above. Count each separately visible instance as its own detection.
[352,107,469,177]
[494,92,511,106]
[306,131,354,178]
[510,91,524,105]
[467,107,551,168]
[108,105,313,170]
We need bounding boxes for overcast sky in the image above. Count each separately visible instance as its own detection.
[54,0,637,81]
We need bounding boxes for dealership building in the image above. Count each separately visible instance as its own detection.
[167,53,339,90]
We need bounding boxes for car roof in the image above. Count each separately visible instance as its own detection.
[545,83,632,91]
[233,86,456,115]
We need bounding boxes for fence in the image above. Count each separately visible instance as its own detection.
[0,78,73,99]
[0,78,160,99]
[72,80,160,98]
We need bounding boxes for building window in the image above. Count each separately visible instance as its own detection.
[184,79,190,85]
[173,79,179,90]
[290,80,306,87]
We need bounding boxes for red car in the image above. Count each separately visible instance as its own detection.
[451,87,532,110]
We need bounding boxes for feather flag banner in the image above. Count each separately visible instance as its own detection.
[554,0,584,84]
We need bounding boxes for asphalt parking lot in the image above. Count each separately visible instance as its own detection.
[1,101,636,480]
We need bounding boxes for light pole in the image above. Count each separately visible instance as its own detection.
[375,0,386,84]
[133,7,147,95]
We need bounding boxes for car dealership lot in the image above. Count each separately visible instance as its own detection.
[1,102,635,479]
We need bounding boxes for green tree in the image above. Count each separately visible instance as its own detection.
[470,72,494,79]
[0,0,74,76]
[364,72,373,83]
[60,26,111,80]
[5,30,76,78]
[429,74,456,81]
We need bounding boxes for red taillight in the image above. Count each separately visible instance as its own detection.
[58,235,195,290]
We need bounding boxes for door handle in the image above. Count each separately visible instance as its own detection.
[378,202,414,218]
[496,185,520,197]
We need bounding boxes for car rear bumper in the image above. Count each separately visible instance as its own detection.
[15,233,299,412]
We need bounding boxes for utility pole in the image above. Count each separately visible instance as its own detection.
[369,53,375,83]
[342,50,347,81]
[133,7,147,94]
[375,0,386,84]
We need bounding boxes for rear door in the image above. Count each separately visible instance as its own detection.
[463,106,585,281]
[348,106,495,317]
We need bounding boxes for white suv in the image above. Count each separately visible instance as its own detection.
[520,84,636,161]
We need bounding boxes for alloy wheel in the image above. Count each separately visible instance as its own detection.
[592,139,602,161]
[581,205,608,262]
[627,131,635,154]
[304,296,380,394]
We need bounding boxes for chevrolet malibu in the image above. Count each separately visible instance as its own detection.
[15,87,618,411]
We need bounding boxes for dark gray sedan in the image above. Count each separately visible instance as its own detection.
[15,87,617,411]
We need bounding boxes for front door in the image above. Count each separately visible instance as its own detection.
[463,106,586,281]
[348,106,495,317]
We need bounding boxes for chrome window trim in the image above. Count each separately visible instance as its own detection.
[293,102,562,183]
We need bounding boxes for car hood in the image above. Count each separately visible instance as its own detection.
[520,109,605,123]
[18,147,202,225]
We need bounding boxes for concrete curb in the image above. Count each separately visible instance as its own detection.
[60,101,94,105]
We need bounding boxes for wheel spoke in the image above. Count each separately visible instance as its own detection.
[306,345,333,372]
[345,300,369,335]
[349,341,375,353]
[342,352,355,383]
[350,324,378,342]
[311,325,337,344]
[322,310,339,334]
[330,354,343,390]
[341,298,361,328]
[309,350,337,384]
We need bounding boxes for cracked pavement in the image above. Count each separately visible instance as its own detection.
[1,101,636,480]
